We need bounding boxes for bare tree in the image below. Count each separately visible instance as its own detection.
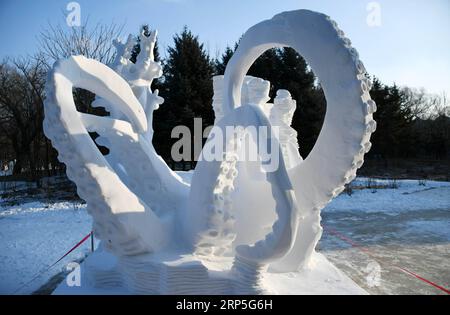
[428,92,450,119]
[401,87,432,120]
[38,18,123,67]
[0,57,46,176]
[0,19,124,179]
[38,19,124,114]
[401,87,450,120]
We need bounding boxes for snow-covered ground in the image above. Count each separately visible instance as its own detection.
[325,178,450,213]
[0,177,449,294]
[0,201,94,294]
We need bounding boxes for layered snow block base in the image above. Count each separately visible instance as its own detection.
[54,248,366,295]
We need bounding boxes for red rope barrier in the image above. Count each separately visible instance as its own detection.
[324,225,450,294]
[11,231,93,294]
[396,266,450,295]
[49,231,92,268]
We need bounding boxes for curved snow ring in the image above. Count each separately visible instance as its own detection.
[222,10,376,271]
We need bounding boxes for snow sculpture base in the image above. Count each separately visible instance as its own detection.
[53,248,366,295]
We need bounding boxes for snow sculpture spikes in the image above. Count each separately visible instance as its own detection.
[44,10,376,294]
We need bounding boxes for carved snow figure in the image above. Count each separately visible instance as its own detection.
[46,10,376,294]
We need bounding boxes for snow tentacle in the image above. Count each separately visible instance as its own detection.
[43,56,168,256]
[194,131,241,256]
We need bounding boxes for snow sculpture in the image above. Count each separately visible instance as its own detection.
[213,75,271,123]
[46,10,376,295]
[270,90,301,169]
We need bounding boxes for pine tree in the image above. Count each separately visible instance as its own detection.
[153,26,214,164]
[214,46,234,75]
[369,78,412,158]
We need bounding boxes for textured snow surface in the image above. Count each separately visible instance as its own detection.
[326,177,450,213]
[0,201,94,294]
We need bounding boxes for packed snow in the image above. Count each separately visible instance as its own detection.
[0,177,449,294]
[325,177,450,214]
[0,201,94,294]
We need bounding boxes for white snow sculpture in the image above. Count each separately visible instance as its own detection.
[271,90,302,169]
[213,75,271,123]
[46,10,376,295]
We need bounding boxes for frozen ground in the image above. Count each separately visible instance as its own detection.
[320,178,450,295]
[0,177,448,294]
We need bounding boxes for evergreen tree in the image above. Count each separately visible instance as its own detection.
[369,78,412,158]
[215,46,234,75]
[153,26,214,164]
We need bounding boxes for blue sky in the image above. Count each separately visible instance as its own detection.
[0,0,449,96]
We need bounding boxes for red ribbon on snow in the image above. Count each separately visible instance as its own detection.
[49,231,92,268]
[324,225,450,295]
[12,231,93,294]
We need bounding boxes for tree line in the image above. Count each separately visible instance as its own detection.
[0,21,449,181]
